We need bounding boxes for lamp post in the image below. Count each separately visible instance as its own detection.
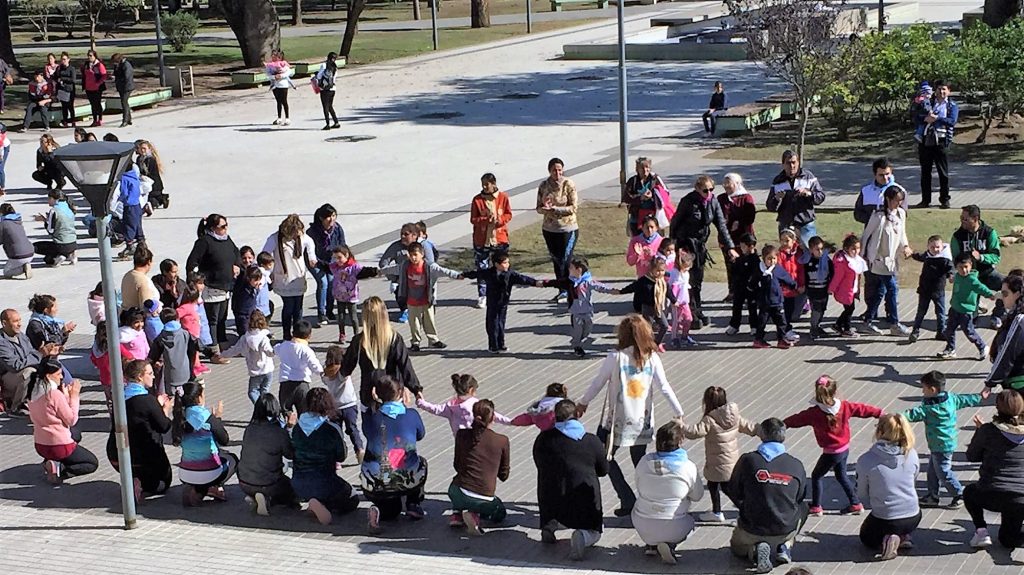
[616,0,628,187]
[155,0,167,86]
[53,141,139,530]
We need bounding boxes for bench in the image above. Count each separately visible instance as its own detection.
[755,92,799,120]
[104,87,173,112]
[230,56,347,87]
[551,0,607,11]
[714,102,782,136]
[39,101,103,126]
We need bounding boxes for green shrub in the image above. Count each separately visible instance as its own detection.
[162,12,199,52]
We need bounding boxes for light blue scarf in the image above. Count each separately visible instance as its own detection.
[758,441,786,462]
[124,382,148,400]
[655,447,689,471]
[184,405,212,431]
[380,401,407,419]
[554,419,585,441]
[298,412,328,436]
[30,311,64,332]
[54,200,73,221]
[640,231,662,245]
[570,271,592,288]
[162,320,181,332]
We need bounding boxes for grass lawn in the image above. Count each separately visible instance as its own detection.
[442,202,1024,285]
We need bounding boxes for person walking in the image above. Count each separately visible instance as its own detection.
[306,204,346,325]
[916,80,958,209]
[861,186,913,335]
[55,52,77,128]
[80,50,107,127]
[112,53,134,128]
[536,157,578,303]
[315,52,341,130]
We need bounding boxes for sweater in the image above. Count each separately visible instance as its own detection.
[80,60,106,92]
[803,250,833,301]
[44,201,76,245]
[263,233,316,298]
[148,321,196,387]
[239,420,294,487]
[179,407,229,472]
[328,261,377,303]
[784,400,882,453]
[461,267,538,308]
[620,274,677,315]
[535,177,579,233]
[862,208,909,276]
[0,331,42,374]
[732,253,760,298]
[120,269,159,312]
[0,213,34,260]
[625,233,664,278]
[186,234,241,292]
[453,424,511,498]
[828,251,868,306]
[632,450,704,523]
[683,402,759,482]
[751,264,797,310]
[470,190,513,247]
[911,247,954,297]
[341,332,421,407]
[377,240,436,281]
[274,340,323,382]
[120,392,172,467]
[220,328,274,376]
[306,222,346,267]
[379,260,461,307]
[951,222,1001,275]
[966,420,1024,493]
[533,428,609,531]
[903,391,982,453]
[717,191,756,245]
[950,270,995,314]
[855,442,920,520]
[322,372,358,410]
[988,313,1024,389]
[728,449,808,537]
[766,168,825,228]
[28,387,78,447]
[509,396,561,431]
[292,417,347,474]
[417,395,511,435]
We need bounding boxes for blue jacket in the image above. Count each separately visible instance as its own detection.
[306,222,346,266]
[118,168,142,207]
[362,407,425,471]
[917,98,958,147]
[232,275,260,324]
[751,264,797,309]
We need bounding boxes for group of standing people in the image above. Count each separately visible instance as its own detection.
[264,50,343,131]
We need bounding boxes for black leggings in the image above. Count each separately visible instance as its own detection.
[273,87,290,119]
[836,303,856,331]
[203,300,230,348]
[60,443,99,478]
[366,486,425,521]
[33,240,76,266]
[964,483,1024,548]
[541,228,578,285]
[859,511,921,549]
[596,426,646,510]
[86,90,103,121]
[708,481,730,513]
[61,96,76,125]
[320,90,337,124]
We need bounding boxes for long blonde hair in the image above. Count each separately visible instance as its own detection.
[360,296,394,369]
[136,139,164,174]
[875,414,915,454]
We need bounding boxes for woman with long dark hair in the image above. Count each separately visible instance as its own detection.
[987,273,1024,391]
[55,52,77,127]
[263,214,316,340]
[27,357,97,484]
[292,387,359,524]
[80,49,107,127]
[186,214,241,358]
[173,382,237,506]
[307,203,346,325]
[315,52,341,130]
[239,393,298,516]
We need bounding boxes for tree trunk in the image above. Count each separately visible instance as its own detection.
[0,0,20,75]
[798,102,810,161]
[471,0,490,27]
[983,0,1023,27]
[339,0,367,57]
[216,0,282,68]
[413,0,421,21]
[292,0,303,25]
[88,13,98,52]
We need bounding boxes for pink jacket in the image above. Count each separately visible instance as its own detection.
[28,387,79,447]
[828,251,863,306]
[177,302,202,339]
[626,234,663,278]
[508,395,561,431]
[417,395,511,436]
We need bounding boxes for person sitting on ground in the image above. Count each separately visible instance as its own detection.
[239,392,298,516]
[173,381,237,507]
[0,202,34,279]
[0,309,58,415]
[448,398,511,536]
[292,387,358,525]
[27,356,98,484]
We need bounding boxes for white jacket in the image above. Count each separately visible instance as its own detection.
[262,233,316,297]
[632,452,704,522]
[220,328,274,376]
[274,340,323,383]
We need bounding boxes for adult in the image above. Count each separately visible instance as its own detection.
[449,398,510,535]
[307,203,346,325]
[0,309,57,415]
[854,158,908,226]
[55,52,77,128]
[536,157,579,302]
[766,150,825,248]
[239,393,298,516]
[186,213,242,355]
[23,70,53,132]
[361,373,428,533]
[292,387,359,524]
[152,258,187,310]
[266,50,294,125]
[718,172,755,302]
[0,56,11,113]
[263,214,317,340]
[621,157,667,237]
[0,123,9,196]
[728,418,809,574]
[534,399,608,560]
[105,360,173,500]
[27,357,98,484]
[952,204,1005,328]
[964,389,1024,550]
[1,203,34,279]
[987,274,1024,391]
[32,134,65,191]
[315,52,341,130]
[855,414,921,560]
[80,50,107,128]
[26,294,76,350]
[670,174,737,328]
[916,80,958,209]
[120,246,159,312]
[135,140,167,209]
[173,382,237,506]
[341,296,420,408]
[860,186,912,336]
[112,53,134,128]
[702,81,728,136]
[626,216,663,279]
[577,314,685,516]
[32,189,77,267]
[632,421,704,565]
[470,173,513,308]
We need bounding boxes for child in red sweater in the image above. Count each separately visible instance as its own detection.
[784,375,882,516]
[777,228,805,342]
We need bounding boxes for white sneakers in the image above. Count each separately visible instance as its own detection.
[970,527,993,548]
[476,296,486,309]
[698,511,725,523]
[273,118,291,126]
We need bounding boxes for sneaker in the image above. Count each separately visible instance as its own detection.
[397,310,409,323]
[913,201,931,209]
[332,122,341,129]
[879,533,900,560]
[841,329,861,338]
[321,125,331,131]
[670,337,682,349]
[430,341,448,349]
[777,340,792,349]
[573,347,586,357]
[541,520,558,543]
[613,506,633,517]
[463,510,483,536]
[909,330,920,343]
[801,300,811,315]
[657,343,666,353]
[753,542,772,573]
[936,348,956,359]
[683,336,700,346]
[643,545,658,556]
[698,511,725,523]
[338,333,346,345]
[841,503,864,515]
[367,504,382,534]
[656,542,676,565]
[23,263,31,279]
[476,296,486,309]
[808,505,824,517]
[549,291,567,303]
[898,534,914,549]
[43,460,62,485]
[753,340,771,349]
[410,344,421,352]
[784,330,800,342]
[568,529,586,561]
[776,542,792,564]
[307,498,332,525]
[210,354,230,365]
[993,316,1003,330]
[272,118,281,125]
[890,323,911,336]
[282,119,291,126]
[449,512,466,528]
[948,495,964,509]
[934,332,947,341]
[970,527,993,548]
[940,201,950,209]
[254,492,269,516]
[50,255,66,267]
[865,323,884,335]
[979,345,990,361]
[918,494,940,508]
[406,502,426,520]
[315,314,327,328]
[725,326,739,336]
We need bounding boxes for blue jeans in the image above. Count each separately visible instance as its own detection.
[927,451,962,498]
[247,373,272,404]
[810,450,859,508]
[865,272,899,324]
[309,264,332,317]
[912,291,947,334]
[944,308,985,353]
[280,295,303,340]
[779,221,818,249]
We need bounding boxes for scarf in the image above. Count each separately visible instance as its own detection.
[554,419,585,440]
[759,261,775,276]
[206,230,229,241]
[124,382,148,400]
[1,212,20,222]
[640,231,662,245]
[812,398,842,416]
[184,405,212,431]
[652,275,667,318]
[570,270,592,288]
[162,320,181,332]
[30,311,64,332]
[655,447,689,471]
[380,401,406,419]
[298,412,328,436]
[757,441,786,462]
[54,201,73,221]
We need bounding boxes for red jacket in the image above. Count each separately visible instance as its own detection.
[470,191,512,247]
[81,61,107,92]
[784,400,882,453]
[777,246,805,298]
[28,81,52,102]
[717,191,756,246]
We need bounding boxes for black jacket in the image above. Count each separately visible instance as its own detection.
[732,253,760,297]
[911,252,953,297]
[152,273,186,309]
[533,428,609,531]
[239,420,295,487]
[619,275,676,314]
[342,332,421,406]
[766,168,825,228]
[186,234,242,292]
[114,59,134,93]
[966,421,1024,493]
[56,63,76,95]
[137,155,163,193]
[462,267,537,307]
[729,450,808,537]
[124,393,172,466]
[670,190,734,262]
[988,312,1024,388]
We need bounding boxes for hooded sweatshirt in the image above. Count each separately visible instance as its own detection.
[683,402,760,482]
[903,391,983,453]
[951,221,1000,276]
[966,420,1024,493]
[911,244,954,297]
[855,441,920,520]
[0,212,34,260]
[148,321,195,387]
[220,328,274,376]
[950,270,996,315]
[509,395,562,431]
[632,448,704,523]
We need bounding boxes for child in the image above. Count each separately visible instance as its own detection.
[626,216,663,278]
[913,82,934,144]
[240,245,256,268]
[541,256,617,357]
[148,307,198,396]
[417,373,511,436]
[221,309,275,405]
[379,242,462,352]
[119,307,150,361]
[726,234,759,336]
[828,235,868,338]
[274,319,323,414]
[232,266,264,336]
[784,375,882,515]
[177,278,211,375]
[90,320,132,414]
[321,344,363,462]
[656,238,676,271]
[507,383,568,431]
[172,382,236,506]
[902,370,988,508]
[142,299,164,343]
[470,173,513,309]
[777,228,805,340]
[938,252,996,360]
[803,236,834,340]
[87,282,105,326]
[328,245,378,345]
[378,223,436,324]
[752,245,798,349]
[620,257,676,350]
[416,220,439,264]
[910,235,954,342]
[462,252,542,353]
[668,250,698,347]
[257,251,275,319]
[682,386,759,522]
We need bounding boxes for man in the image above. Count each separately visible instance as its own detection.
[916,80,958,209]
[0,309,58,415]
[728,418,809,574]
[121,246,159,312]
[533,399,608,561]
[702,81,728,136]
[766,150,825,248]
[112,53,134,128]
[854,157,909,226]
[951,204,1004,328]
[22,70,52,132]
[670,174,738,328]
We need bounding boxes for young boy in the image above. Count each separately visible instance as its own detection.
[462,252,540,353]
[803,236,833,340]
[903,370,989,508]
[752,244,798,349]
[232,265,264,335]
[379,223,437,324]
[148,307,198,395]
[380,242,462,352]
[910,235,954,343]
[541,256,617,357]
[938,252,996,360]
[257,251,275,319]
[726,234,759,336]
[274,319,323,413]
[142,298,164,343]
[470,173,513,309]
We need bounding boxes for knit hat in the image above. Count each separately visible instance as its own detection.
[143,299,161,314]
[919,81,933,96]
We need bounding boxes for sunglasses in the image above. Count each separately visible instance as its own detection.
[699,187,714,193]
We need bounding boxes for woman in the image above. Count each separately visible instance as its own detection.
[625,216,663,279]
[186,214,241,357]
[32,134,64,191]
[265,50,294,125]
[43,53,58,92]
[291,387,358,524]
[55,52,77,128]
[173,382,237,506]
[105,360,173,501]
[449,399,510,535]
[315,52,341,130]
[861,185,912,335]
[536,157,579,303]
[239,393,298,516]
[632,421,703,565]
[32,189,77,267]
[1,203,34,279]
[717,173,756,302]
[361,373,428,533]
[341,296,421,408]
[262,214,317,340]
[27,357,97,484]
[307,203,346,325]
[80,50,107,127]
[135,140,167,209]
[855,414,921,560]
[577,314,685,516]
[621,157,667,237]
[26,294,76,350]
[987,274,1024,391]
[964,389,1024,550]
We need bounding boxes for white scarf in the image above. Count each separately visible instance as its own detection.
[29,375,59,403]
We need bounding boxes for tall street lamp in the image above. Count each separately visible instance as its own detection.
[616,0,628,187]
[53,141,139,530]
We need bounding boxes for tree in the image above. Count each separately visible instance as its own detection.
[292,0,302,25]
[471,0,489,27]
[57,1,80,39]
[983,0,1023,27]
[23,0,60,42]
[339,0,367,58]
[959,20,1024,142]
[0,0,20,73]
[78,0,109,50]
[213,0,281,68]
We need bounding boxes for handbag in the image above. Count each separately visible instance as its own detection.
[57,90,71,103]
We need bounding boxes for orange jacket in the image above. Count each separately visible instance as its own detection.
[470,191,512,247]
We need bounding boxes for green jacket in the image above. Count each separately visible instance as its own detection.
[903,391,983,453]
[950,270,995,314]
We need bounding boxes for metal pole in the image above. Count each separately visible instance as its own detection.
[430,0,438,50]
[99,214,137,530]
[877,0,884,32]
[616,0,628,186]
[154,0,166,87]
[526,0,532,33]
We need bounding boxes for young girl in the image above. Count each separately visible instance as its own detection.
[828,235,869,338]
[220,309,275,404]
[682,386,759,522]
[329,245,378,345]
[90,320,132,414]
[118,307,150,361]
[87,282,105,326]
[669,250,697,348]
[178,278,211,376]
[783,375,882,516]
[135,139,167,209]
[322,345,364,462]
[508,383,568,431]
[416,373,510,436]
[626,216,663,278]
[240,245,256,268]
[619,257,676,350]
[656,238,676,271]
[173,382,237,506]
[777,228,805,341]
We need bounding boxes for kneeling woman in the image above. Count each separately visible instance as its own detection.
[173,382,237,506]
[448,399,511,535]
[855,414,921,560]
[291,387,358,524]
[28,357,98,484]
[106,360,174,501]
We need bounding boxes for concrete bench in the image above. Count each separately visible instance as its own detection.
[714,102,782,136]
[230,57,347,87]
[39,101,102,126]
[551,0,607,11]
[104,87,173,112]
[755,92,799,120]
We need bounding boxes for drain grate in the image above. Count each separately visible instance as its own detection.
[417,111,464,119]
[498,92,540,100]
[326,135,377,142]
[567,75,604,81]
